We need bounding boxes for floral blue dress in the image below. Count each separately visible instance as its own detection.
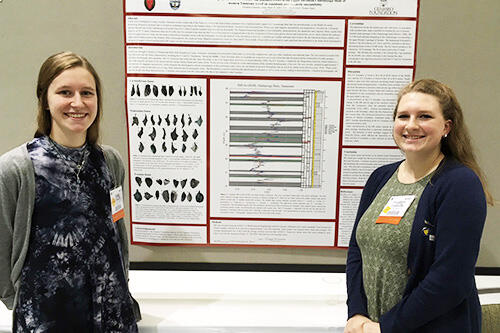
[14,136,138,332]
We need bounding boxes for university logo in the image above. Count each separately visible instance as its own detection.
[170,0,181,10]
[144,0,155,11]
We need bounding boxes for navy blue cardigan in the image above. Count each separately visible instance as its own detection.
[346,158,486,333]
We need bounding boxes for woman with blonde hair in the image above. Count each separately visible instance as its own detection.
[345,79,492,333]
[0,51,140,332]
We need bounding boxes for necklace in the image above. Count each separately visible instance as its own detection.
[48,137,90,183]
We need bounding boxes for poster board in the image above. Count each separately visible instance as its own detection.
[124,0,418,249]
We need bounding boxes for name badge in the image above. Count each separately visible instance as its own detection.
[376,195,416,225]
[110,186,125,223]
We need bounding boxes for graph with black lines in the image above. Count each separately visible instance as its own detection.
[228,89,325,188]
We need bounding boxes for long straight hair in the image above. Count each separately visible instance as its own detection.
[35,51,102,145]
[394,79,493,205]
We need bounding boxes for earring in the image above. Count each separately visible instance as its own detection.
[444,134,448,138]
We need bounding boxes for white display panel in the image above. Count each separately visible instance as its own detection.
[123,0,420,247]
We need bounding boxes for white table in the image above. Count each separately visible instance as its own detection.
[129,271,347,333]
[1,271,499,332]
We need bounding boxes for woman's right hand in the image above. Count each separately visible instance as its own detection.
[344,314,371,333]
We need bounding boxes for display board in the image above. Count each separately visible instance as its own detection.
[124,0,417,248]
[0,0,499,269]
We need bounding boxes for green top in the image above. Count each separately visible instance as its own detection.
[356,168,434,321]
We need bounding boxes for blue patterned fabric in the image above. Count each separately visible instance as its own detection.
[14,136,137,332]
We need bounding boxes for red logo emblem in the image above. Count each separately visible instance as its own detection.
[144,0,155,11]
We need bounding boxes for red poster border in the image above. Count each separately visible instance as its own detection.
[122,0,421,249]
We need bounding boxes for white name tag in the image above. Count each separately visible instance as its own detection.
[110,186,125,223]
[376,195,416,225]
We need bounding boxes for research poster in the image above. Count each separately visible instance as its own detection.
[124,0,418,247]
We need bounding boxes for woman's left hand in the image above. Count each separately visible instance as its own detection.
[363,321,381,333]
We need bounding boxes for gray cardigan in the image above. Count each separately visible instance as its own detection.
[0,142,133,313]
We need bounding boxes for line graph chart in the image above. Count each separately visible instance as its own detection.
[228,89,325,188]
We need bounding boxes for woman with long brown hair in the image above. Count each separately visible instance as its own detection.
[0,51,140,332]
[345,79,492,333]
